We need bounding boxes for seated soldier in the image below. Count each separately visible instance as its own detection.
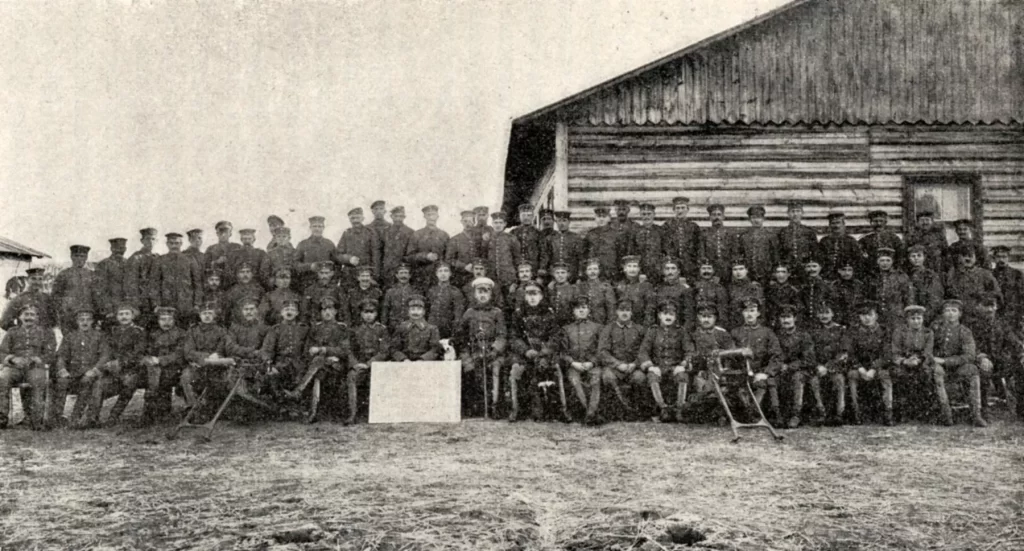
[774,304,817,428]
[0,304,58,430]
[99,303,149,426]
[890,305,934,422]
[259,268,302,326]
[224,298,272,412]
[138,306,188,426]
[575,258,616,325]
[458,278,507,417]
[638,300,692,422]
[931,299,986,427]
[655,257,696,330]
[615,256,656,326]
[843,301,893,425]
[682,302,735,422]
[967,293,1023,423]
[426,262,465,339]
[301,261,349,326]
[346,299,390,424]
[392,295,441,361]
[52,307,108,429]
[180,302,232,414]
[260,299,310,398]
[731,298,783,426]
[508,282,569,422]
[599,299,648,421]
[295,296,350,421]
[809,302,849,425]
[347,266,383,326]
[560,296,604,425]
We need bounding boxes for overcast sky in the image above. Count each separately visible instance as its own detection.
[1,0,788,263]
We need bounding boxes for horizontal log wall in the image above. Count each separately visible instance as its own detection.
[565,124,1024,255]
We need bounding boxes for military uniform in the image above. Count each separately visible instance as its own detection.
[305,317,351,419]
[125,235,161,325]
[224,281,266,326]
[227,243,272,291]
[889,320,934,419]
[427,280,465,339]
[905,213,948,274]
[966,312,1022,421]
[731,322,783,422]
[511,223,543,275]
[141,323,188,424]
[204,240,242,286]
[368,201,393,268]
[945,263,1001,316]
[345,313,390,423]
[662,206,703,279]
[614,277,656,327]
[347,283,383,326]
[486,229,523,290]
[260,319,310,387]
[391,319,441,361]
[931,314,985,426]
[97,321,148,424]
[151,249,203,316]
[549,280,579,326]
[406,208,450,290]
[818,221,864,279]
[381,281,418,330]
[95,239,129,320]
[684,322,736,414]
[693,277,728,325]
[336,217,381,287]
[53,324,109,426]
[737,208,779,285]
[575,277,616,325]
[445,229,478,288]
[184,229,206,269]
[630,217,664,284]
[726,279,764,330]
[867,268,914,329]
[458,289,508,417]
[509,301,565,421]
[909,264,945,324]
[701,224,739,284]
[810,320,848,422]
[801,275,835,323]
[381,207,414,285]
[226,319,271,361]
[293,232,337,291]
[777,214,820,283]
[599,318,648,416]
[992,250,1024,328]
[776,324,817,427]
[302,272,349,326]
[0,288,57,331]
[607,207,640,270]
[267,229,296,278]
[259,288,303,326]
[179,319,231,408]
[0,323,58,428]
[765,281,803,330]
[655,278,696,329]
[638,321,693,419]
[540,228,586,283]
[560,314,604,420]
[585,221,618,282]
[842,320,892,424]
[859,212,905,273]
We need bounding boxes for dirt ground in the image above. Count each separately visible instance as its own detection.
[1,397,1023,551]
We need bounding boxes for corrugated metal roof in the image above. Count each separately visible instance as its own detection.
[514,0,1024,127]
[0,236,50,258]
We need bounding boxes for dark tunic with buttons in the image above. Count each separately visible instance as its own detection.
[184,323,230,364]
[777,223,819,278]
[737,227,779,284]
[693,279,728,325]
[655,280,696,329]
[336,225,381,283]
[151,252,203,314]
[548,282,579,326]
[293,235,336,290]
[510,305,560,363]
[0,290,57,330]
[730,324,782,375]
[427,282,466,339]
[637,324,690,368]
[125,250,161,312]
[841,324,890,371]
[391,320,441,361]
[307,320,351,362]
[226,321,270,360]
[511,224,543,272]
[575,279,616,325]
[818,233,863,280]
[108,324,148,373]
[406,226,450,288]
[57,329,109,377]
[631,224,664,282]
[260,289,303,327]
[96,254,128,317]
[204,242,242,286]
[349,322,390,365]
[560,319,603,365]
[599,321,646,366]
[776,328,815,375]
[1,325,58,366]
[458,305,507,354]
[615,278,656,327]
[701,225,740,282]
[930,321,976,373]
[726,280,764,329]
[909,267,944,323]
[148,327,187,375]
[486,232,523,289]
[302,282,350,326]
[801,277,836,323]
[382,223,415,284]
[52,266,103,330]
[662,218,703,278]
[261,321,309,379]
[347,284,383,326]
[584,225,619,282]
[381,282,418,330]
[540,231,586,282]
[687,326,736,369]
[810,322,846,370]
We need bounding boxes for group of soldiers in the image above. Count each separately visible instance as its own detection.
[1,197,1022,431]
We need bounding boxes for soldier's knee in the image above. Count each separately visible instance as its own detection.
[791,371,806,385]
[600,369,616,385]
[846,370,860,382]
[630,371,648,386]
[958,364,979,379]
[54,377,72,393]
[646,371,661,385]
[510,364,526,380]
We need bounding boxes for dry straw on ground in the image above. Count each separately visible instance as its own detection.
[1,400,1023,550]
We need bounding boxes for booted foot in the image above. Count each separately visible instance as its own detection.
[973,416,988,428]
[674,407,685,424]
[658,407,672,423]
[884,410,895,427]
[508,409,519,423]
[560,410,574,424]
[814,408,827,426]
[787,416,801,429]
[771,415,785,428]
[851,411,863,426]
[342,415,356,426]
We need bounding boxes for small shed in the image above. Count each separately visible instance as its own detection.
[502,0,1024,255]
[0,235,50,300]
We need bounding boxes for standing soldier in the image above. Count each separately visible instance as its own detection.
[931,299,987,427]
[540,211,585,283]
[183,228,205,269]
[945,243,1001,316]
[654,258,696,329]
[585,206,616,283]
[991,246,1023,329]
[776,201,819,285]
[227,229,272,290]
[1,268,57,331]
[302,261,349,326]
[575,258,616,325]
[801,258,835,324]
[336,207,381,289]
[948,220,989,270]
[368,200,392,272]
[485,211,522,293]
[865,247,914,330]
[737,205,779,286]
[406,205,450,291]
[662,197,702,281]
[151,232,203,323]
[510,204,542,275]
[907,245,945,325]
[702,204,738,284]
[294,216,336,291]
[426,262,465,339]
[538,208,557,241]
[471,206,495,260]
[125,228,161,329]
[265,215,285,252]
[692,259,728,325]
[818,212,864,280]
[632,203,664,284]
[607,200,639,270]
[965,294,1021,423]
[445,210,479,289]
[382,206,415,286]
[905,209,948,274]
[267,226,296,277]
[52,245,102,336]
[205,221,241,287]
[859,210,905,274]
[95,237,129,324]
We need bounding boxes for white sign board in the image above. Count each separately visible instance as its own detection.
[368,361,462,424]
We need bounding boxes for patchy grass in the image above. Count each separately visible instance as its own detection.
[1,405,1023,550]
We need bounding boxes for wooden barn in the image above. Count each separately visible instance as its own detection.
[501,0,1024,256]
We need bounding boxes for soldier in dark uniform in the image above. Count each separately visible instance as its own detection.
[907,244,944,325]
[368,200,392,268]
[776,201,820,285]
[426,262,465,339]
[731,298,783,426]
[538,208,556,242]
[98,303,149,426]
[138,306,188,425]
[683,303,735,419]
[842,301,893,425]
[381,264,418,330]
[205,221,241,287]
[662,196,703,281]
[948,219,989,271]
[510,204,542,276]
[764,264,803,331]
[966,294,1022,423]
[701,204,738,285]
[859,210,905,274]
[225,298,270,368]
[151,232,203,324]
[607,199,639,271]
[945,243,1001,316]
[178,301,230,413]
[461,260,505,311]
[0,304,58,429]
[294,216,336,292]
[267,226,296,278]
[991,246,1023,329]
[336,207,381,289]
[737,205,779,286]
[227,229,272,290]
[585,206,618,283]
[347,266,382,326]
[224,262,266,326]
[692,259,728,325]
[52,245,103,336]
[801,258,836,324]
[125,227,161,329]
[391,295,441,362]
[599,299,648,420]
[406,205,450,291]
[575,258,616,325]
[201,269,227,326]
[905,209,947,274]
[540,211,585,283]
[548,262,578,326]
[809,302,848,425]
[890,304,934,422]
[726,260,764,330]
[300,296,350,421]
[818,212,864,280]
[486,211,523,292]
[631,203,664,285]
[654,257,696,329]
[266,215,285,252]
[931,299,987,427]
[775,305,817,428]
[382,206,415,286]
[184,228,205,269]
[301,261,349,326]
[866,247,914,330]
[508,282,568,422]
[560,296,605,425]
[615,256,656,327]
[346,299,390,424]
[445,210,479,289]
[831,262,863,328]
[457,278,508,418]
[52,308,108,428]
[638,300,693,422]
[471,206,496,260]
[260,299,310,394]
[259,268,303,326]
[95,237,129,324]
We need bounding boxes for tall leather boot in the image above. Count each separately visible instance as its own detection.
[882,380,894,426]
[969,375,987,428]
[848,376,862,425]
[789,376,805,428]
[934,369,953,426]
